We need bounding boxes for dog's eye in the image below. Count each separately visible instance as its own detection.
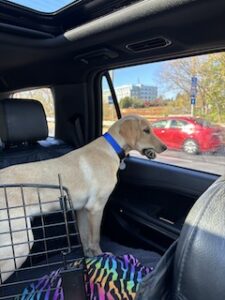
[143,128,150,134]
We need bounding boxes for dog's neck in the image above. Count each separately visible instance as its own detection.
[107,128,131,156]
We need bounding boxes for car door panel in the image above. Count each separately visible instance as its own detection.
[163,128,176,148]
[154,128,171,147]
[152,120,173,148]
[169,120,189,149]
[168,128,182,149]
[103,157,218,254]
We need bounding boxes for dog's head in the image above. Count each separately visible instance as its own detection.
[118,115,167,159]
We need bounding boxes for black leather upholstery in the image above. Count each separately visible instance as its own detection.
[135,175,225,300]
[0,139,74,169]
[0,99,74,169]
[0,99,48,144]
[173,175,225,300]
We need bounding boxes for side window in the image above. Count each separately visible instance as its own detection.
[12,88,55,137]
[152,120,168,128]
[102,52,225,175]
[170,120,187,129]
[102,75,118,133]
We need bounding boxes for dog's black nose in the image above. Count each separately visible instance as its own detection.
[161,144,167,151]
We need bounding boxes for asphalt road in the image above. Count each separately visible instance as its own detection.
[131,147,225,175]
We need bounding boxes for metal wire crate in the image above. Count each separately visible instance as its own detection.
[0,175,87,299]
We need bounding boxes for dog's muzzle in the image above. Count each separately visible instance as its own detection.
[142,148,156,159]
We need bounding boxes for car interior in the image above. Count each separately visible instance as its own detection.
[0,0,225,299]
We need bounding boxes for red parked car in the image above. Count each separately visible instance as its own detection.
[152,117,224,154]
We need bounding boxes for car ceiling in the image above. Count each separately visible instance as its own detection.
[0,0,141,35]
[0,0,225,92]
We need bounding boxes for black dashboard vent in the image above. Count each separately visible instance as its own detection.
[126,37,171,52]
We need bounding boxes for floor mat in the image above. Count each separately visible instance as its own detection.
[101,236,161,269]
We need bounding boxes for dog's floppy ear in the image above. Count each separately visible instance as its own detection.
[119,118,140,148]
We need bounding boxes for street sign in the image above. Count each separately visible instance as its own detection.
[190,76,197,116]
[191,76,198,97]
[191,76,197,86]
[191,87,197,97]
[191,97,196,105]
[108,95,113,104]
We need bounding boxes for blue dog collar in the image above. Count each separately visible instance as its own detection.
[103,132,125,160]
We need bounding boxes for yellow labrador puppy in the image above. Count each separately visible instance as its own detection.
[0,115,167,282]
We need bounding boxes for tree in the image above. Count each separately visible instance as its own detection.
[144,97,168,107]
[132,98,145,108]
[120,97,133,108]
[159,53,225,122]
[120,97,144,108]
[167,93,190,114]
[200,53,225,122]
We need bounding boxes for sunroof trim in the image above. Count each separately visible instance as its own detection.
[1,0,83,14]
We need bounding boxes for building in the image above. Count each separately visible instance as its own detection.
[116,84,158,101]
[103,84,158,103]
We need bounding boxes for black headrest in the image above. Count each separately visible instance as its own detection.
[173,175,225,300]
[0,99,48,145]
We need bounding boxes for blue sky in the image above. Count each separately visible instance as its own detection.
[7,0,76,13]
[104,61,175,98]
[112,62,163,88]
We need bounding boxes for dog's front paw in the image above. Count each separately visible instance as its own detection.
[104,252,114,256]
[84,246,103,257]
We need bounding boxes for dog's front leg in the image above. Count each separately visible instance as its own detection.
[84,207,104,257]
[77,208,90,255]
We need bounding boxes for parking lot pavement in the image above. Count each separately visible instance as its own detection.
[130,147,225,175]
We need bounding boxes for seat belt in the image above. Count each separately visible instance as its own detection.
[74,117,85,148]
[70,115,85,149]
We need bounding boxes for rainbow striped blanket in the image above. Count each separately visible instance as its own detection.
[19,253,153,300]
